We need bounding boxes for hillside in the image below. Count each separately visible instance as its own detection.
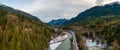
[0,4,53,50]
[0,4,40,22]
[65,2,120,26]
[74,16,120,50]
[62,2,120,50]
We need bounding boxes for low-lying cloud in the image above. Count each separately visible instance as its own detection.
[96,0,105,5]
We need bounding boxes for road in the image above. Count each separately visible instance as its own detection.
[69,31,79,50]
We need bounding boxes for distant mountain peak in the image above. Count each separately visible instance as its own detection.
[0,3,3,5]
[0,3,6,7]
[48,18,68,26]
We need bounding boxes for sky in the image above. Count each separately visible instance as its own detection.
[0,0,119,22]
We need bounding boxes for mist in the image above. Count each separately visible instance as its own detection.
[96,0,105,5]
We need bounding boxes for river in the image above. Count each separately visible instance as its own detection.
[56,33,72,50]
[49,32,72,50]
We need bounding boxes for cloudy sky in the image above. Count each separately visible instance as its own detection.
[0,0,119,22]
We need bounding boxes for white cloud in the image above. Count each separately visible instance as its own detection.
[103,0,119,4]
[7,0,120,22]
[19,0,46,12]
[27,0,97,22]
[95,0,120,5]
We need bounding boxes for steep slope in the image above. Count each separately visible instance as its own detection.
[0,4,40,22]
[65,2,120,26]
[63,2,120,50]
[48,19,68,26]
[74,16,120,50]
[0,4,53,50]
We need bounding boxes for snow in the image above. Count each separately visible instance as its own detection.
[85,38,107,50]
[86,39,100,50]
[49,34,68,50]
[50,34,68,43]
[86,39,98,47]
[49,42,62,50]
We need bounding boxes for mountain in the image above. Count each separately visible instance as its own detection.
[0,4,40,22]
[0,4,53,50]
[65,2,120,26]
[75,16,120,50]
[48,19,68,26]
[62,2,120,50]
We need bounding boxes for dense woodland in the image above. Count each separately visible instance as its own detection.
[0,5,54,50]
[61,2,120,50]
[1,2,120,50]
[72,16,120,50]
[65,2,120,26]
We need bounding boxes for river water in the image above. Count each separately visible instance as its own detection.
[49,32,72,50]
[56,33,72,50]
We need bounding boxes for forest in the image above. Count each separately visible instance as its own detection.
[0,5,54,50]
[72,16,120,50]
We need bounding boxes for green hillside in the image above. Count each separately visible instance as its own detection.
[73,16,120,50]
[62,2,120,50]
[0,5,53,50]
[65,2,120,26]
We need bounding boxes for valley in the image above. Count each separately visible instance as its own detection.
[48,2,120,50]
[0,1,120,50]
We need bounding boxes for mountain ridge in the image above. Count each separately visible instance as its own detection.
[0,4,41,22]
[48,18,68,26]
[65,1,120,26]
[62,2,120,50]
